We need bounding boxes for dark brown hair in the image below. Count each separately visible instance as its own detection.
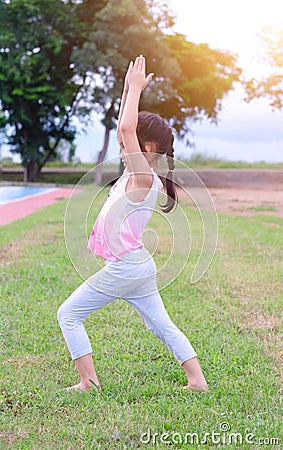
[136,111,178,213]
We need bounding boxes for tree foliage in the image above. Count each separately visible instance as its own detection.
[0,0,242,182]
[74,0,241,183]
[144,33,242,139]
[245,28,283,110]
[73,0,178,183]
[0,0,102,180]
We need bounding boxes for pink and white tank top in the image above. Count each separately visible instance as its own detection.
[88,169,163,260]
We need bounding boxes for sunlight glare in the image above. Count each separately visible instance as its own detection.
[168,0,283,53]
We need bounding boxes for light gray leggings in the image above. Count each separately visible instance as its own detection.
[57,251,197,365]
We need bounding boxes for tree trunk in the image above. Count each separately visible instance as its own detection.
[38,139,63,175]
[24,160,37,182]
[23,167,28,183]
[94,124,111,185]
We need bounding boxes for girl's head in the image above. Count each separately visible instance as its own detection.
[136,111,177,213]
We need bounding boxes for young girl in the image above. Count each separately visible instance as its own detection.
[58,55,207,392]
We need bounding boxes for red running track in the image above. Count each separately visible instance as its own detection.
[0,188,74,226]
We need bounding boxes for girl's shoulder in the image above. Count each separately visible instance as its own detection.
[110,168,162,201]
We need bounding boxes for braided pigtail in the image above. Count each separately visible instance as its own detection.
[136,111,178,213]
[160,145,178,213]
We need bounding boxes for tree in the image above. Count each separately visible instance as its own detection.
[0,0,104,181]
[73,0,180,184]
[144,33,242,138]
[0,0,242,183]
[74,0,241,183]
[245,28,283,110]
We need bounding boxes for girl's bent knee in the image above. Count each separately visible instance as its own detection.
[57,303,67,327]
[57,301,82,330]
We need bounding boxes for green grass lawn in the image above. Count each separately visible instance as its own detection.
[0,188,282,449]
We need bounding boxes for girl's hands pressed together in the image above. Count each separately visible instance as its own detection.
[123,60,133,93]
[118,55,152,147]
[127,55,154,92]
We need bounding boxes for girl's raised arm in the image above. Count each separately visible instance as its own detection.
[119,55,154,182]
[117,61,133,149]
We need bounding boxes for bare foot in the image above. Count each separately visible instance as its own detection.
[183,381,208,391]
[66,380,100,393]
[66,383,89,392]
